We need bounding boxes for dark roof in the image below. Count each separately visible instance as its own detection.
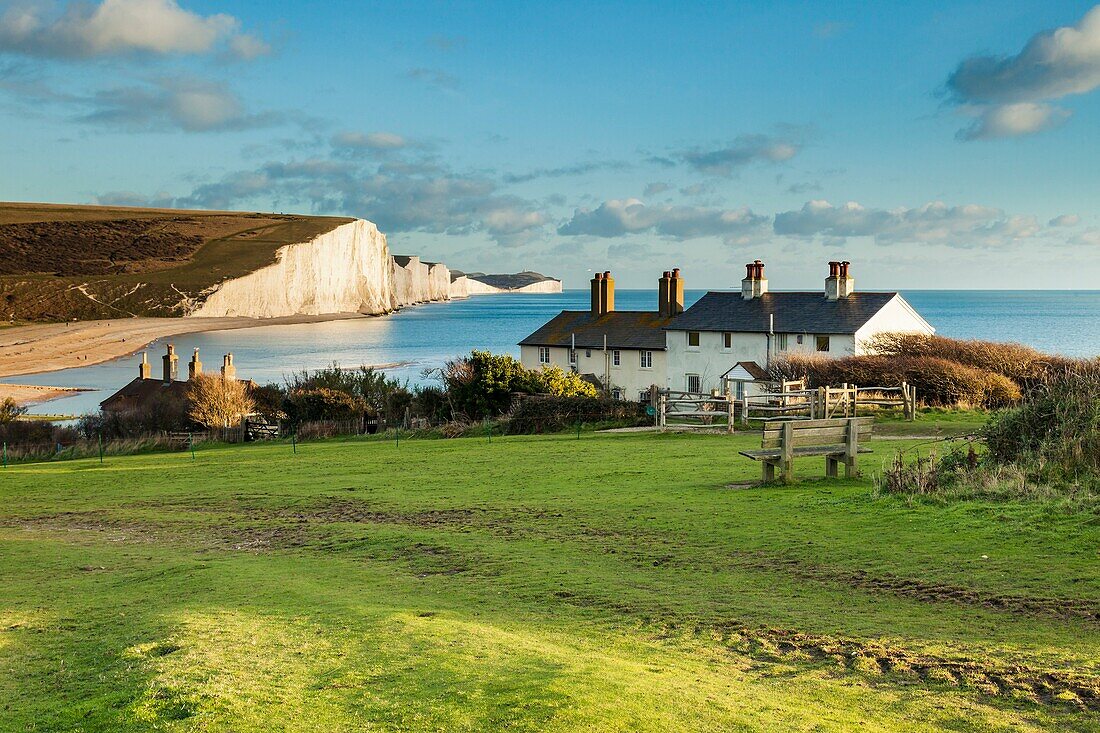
[666,291,901,334]
[519,310,673,350]
[100,377,191,412]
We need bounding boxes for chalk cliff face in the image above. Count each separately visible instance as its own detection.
[192,219,396,318]
[463,278,562,295]
[188,218,559,319]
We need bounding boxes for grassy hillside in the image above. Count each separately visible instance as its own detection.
[1,429,1096,731]
[0,203,352,321]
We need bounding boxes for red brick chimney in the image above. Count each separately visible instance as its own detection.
[741,260,769,300]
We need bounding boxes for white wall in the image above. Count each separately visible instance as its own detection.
[854,295,935,353]
[519,345,666,401]
[665,330,768,393]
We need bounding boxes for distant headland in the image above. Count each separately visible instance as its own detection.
[0,202,560,323]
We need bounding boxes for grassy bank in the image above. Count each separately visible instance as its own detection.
[0,430,1096,731]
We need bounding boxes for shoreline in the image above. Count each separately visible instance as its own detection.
[0,312,374,380]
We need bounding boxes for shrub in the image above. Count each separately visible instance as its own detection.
[188,374,256,429]
[442,351,532,420]
[771,353,1020,409]
[0,397,27,423]
[505,395,645,434]
[864,333,1090,390]
[283,388,371,426]
[527,365,599,398]
[0,418,79,446]
[285,363,411,424]
[982,367,1100,481]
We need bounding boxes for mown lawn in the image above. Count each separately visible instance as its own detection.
[0,429,1097,731]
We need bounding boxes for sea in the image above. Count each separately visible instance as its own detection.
[7,289,1099,417]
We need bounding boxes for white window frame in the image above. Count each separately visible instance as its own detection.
[612,349,621,367]
[538,346,551,364]
[611,388,622,401]
[816,336,830,352]
[569,348,577,364]
[687,331,701,349]
[686,373,701,393]
[640,350,653,369]
[722,332,733,350]
[778,333,788,351]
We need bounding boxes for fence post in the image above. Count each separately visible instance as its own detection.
[576,419,581,439]
[189,432,195,461]
[97,434,103,464]
[292,431,297,454]
[727,394,735,434]
[2,442,6,468]
[485,419,492,443]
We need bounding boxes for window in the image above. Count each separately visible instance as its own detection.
[723,332,733,349]
[777,333,788,351]
[639,390,650,403]
[538,346,551,364]
[686,373,701,393]
[569,349,577,364]
[816,336,830,352]
[585,349,591,358]
[640,350,653,368]
[611,388,622,401]
[612,349,621,366]
[688,331,700,347]
[796,334,804,345]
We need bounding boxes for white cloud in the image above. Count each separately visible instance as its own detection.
[674,134,800,176]
[0,0,267,59]
[957,102,1070,140]
[1049,213,1081,227]
[947,5,1100,139]
[80,77,279,131]
[774,199,1041,247]
[558,198,768,242]
[332,130,409,151]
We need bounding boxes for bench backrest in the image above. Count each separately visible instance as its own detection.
[761,417,873,449]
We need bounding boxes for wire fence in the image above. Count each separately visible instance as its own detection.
[0,408,652,468]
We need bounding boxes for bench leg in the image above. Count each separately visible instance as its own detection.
[762,461,776,482]
[780,458,793,483]
[826,456,839,478]
[845,456,858,478]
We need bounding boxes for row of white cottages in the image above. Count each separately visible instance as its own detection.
[518,261,934,401]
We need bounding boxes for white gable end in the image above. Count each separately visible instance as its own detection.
[854,294,935,354]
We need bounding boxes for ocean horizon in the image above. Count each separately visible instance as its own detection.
[7,288,1099,417]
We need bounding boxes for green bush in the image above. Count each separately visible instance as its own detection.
[982,367,1100,482]
[283,388,372,426]
[505,395,645,434]
[526,365,599,398]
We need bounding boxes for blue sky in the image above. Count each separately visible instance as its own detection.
[2,0,1099,289]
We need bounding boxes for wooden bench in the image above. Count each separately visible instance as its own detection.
[739,416,874,482]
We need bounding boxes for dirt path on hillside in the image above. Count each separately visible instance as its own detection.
[0,313,368,379]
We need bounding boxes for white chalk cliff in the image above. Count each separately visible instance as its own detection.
[188,218,557,319]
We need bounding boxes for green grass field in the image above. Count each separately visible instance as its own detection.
[1,429,1097,731]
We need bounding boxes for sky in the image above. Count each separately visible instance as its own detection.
[1,1,1100,290]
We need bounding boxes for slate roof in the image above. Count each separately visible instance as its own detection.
[100,377,192,412]
[723,361,771,381]
[519,310,674,350]
[666,291,901,334]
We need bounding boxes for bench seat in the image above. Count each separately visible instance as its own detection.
[739,445,872,460]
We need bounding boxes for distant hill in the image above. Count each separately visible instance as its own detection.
[0,203,351,321]
[452,270,562,293]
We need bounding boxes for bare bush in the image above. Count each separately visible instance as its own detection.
[188,374,255,429]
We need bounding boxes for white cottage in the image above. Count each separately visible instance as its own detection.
[519,261,934,400]
[664,261,934,395]
[519,270,683,401]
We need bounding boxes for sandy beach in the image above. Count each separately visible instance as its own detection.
[0,313,369,382]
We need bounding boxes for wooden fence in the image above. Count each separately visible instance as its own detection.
[656,389,736,433]
[741,382,917,424]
